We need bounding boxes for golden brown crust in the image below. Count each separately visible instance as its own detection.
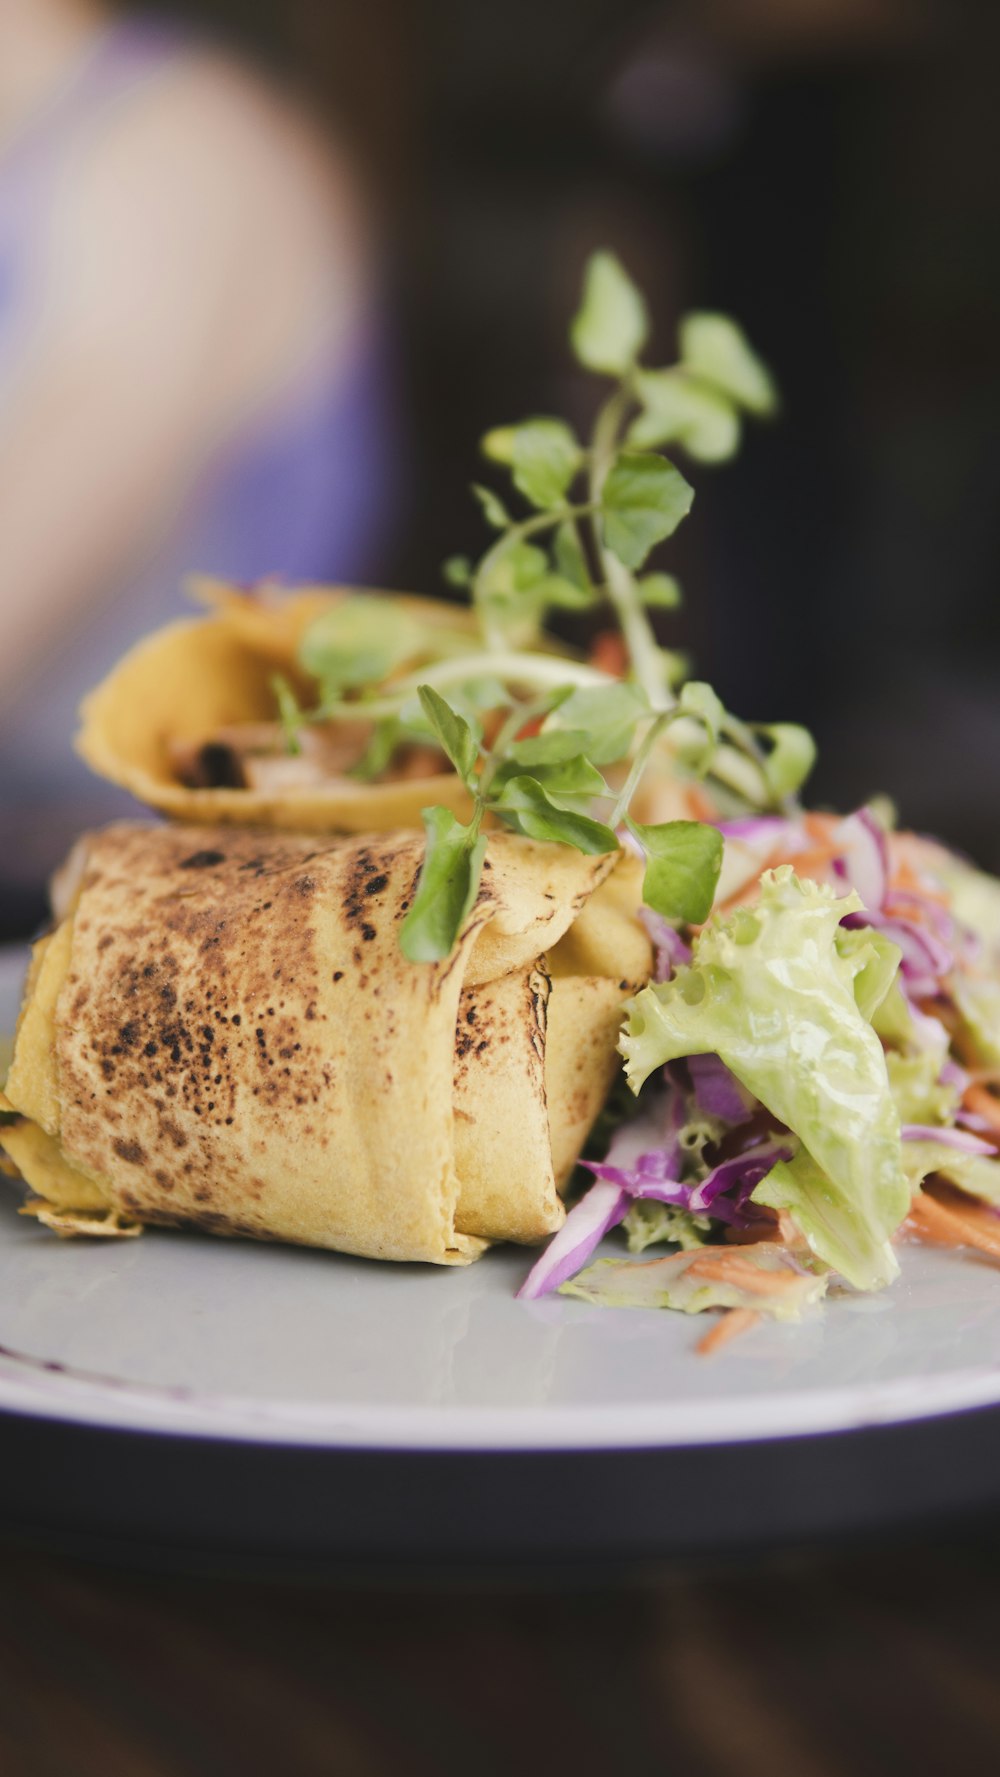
[2,824,651,1265]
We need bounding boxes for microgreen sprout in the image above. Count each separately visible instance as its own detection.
[285,250,814,960]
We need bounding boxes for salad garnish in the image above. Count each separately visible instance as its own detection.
[521,810,1000,1333]
[269,250,811,963]
[245,254,1000,1337]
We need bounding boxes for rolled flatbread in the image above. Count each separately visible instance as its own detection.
[77,584,479,833]
[1,824,650,1265]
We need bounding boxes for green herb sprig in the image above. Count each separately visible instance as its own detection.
[397,683,724,962]
[280,251,816,962]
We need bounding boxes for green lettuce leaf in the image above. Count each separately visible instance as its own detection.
[952,976,1000,1068]
[619,868,908,1289]
[623,1201,711,1254]
[937,855,1000,954]
[561,1241,828,1320]
[902,1140,1000,1208]
[835,926,902,1024]
[886,1052,961,1127]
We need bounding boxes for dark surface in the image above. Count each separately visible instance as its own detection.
[1,1525,999,1775]
[3,1398,1000,1578]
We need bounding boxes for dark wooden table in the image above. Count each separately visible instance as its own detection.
[0,1529,997,1775]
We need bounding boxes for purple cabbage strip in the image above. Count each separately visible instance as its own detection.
[516,1180,630,1300]
[518,1129,795,1300]
[686,1143,792,1214]
[638,906,692,982]
[901,1124,996,1156]
[602,1083,685,1176]
[831,808,889,913]
[716,816,790,844]
[940,1057,971,1093]
[957,1110,994,1135]
[842,909,953,998]
[687,1053,755,1124]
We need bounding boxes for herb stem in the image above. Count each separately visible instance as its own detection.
[472,502,598,650]
[587,386,674,712]
[477,689,567,800]
[315,650,612,724]
[607,711,673,828]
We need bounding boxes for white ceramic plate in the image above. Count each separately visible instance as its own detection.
[7,941,1000,1572]
[3,943,1000,1458]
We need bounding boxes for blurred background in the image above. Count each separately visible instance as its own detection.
[1,0,998,937]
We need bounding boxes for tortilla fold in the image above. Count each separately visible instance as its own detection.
[1,825,650,1265]
[76,585,483,832]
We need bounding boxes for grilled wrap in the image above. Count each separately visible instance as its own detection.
[1,824,650,1264]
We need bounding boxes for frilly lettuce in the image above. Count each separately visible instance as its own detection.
[619,868,908,1289]
[623,1200,711,1253]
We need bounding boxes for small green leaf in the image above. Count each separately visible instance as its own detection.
[570,250,649,376]
[757,723,817,801]
[480,539,548,601]
[399,809,487,964]
[350,716,401,782]
[416,686,481,784]
[554,521,592,593]
[626,818,724,924]
[495,776,618,854]
[511,419,581,509]
[509,728,594,767]
[442,555,472,588]
[299,598,423,695]
[480,425,517,465]
[474,539,560,640]
[544,682,649,765]
[601,451,694,570]
[678,313,777,417]
[490,754,607,803]
[270,674,304,755]
[531,574,595,611]
[399,677,509,741]
[629,369,741,461]
[636,573,681,610]
[679,679,725,741]
[472,484,512,530]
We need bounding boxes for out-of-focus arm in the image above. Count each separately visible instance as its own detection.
[0,57,366,704]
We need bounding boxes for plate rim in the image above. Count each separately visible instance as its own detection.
[1,1341,1000,1450]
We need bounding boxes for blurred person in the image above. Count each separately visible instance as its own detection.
[0,0,399,933]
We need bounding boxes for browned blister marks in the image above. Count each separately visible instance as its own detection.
[53,824,465,1253]
[39,823,636,1261]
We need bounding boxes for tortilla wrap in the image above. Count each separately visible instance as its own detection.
[77,584,480,832]
[1,824,650,1264]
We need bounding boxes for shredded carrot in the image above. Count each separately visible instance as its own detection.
[777,842,844,877]
[515,715,546,742]
[713,839,844,918]
[684,784,717,822]
[906,1186,1000,1262]
[713,847,790,914]
[887,860,950,906]
[961,1083,1000,1136]
[696,1308,761,1357]
[588,631,628,678]
[803,812,839,844]
[684,1252,805,1296]
[886,890,950,924]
